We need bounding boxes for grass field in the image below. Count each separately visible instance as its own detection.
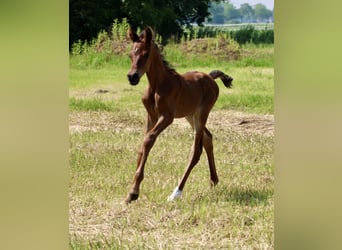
[69,42,274,249]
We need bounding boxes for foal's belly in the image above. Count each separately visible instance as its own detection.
[174,109,194,118]
[173,95,202,118]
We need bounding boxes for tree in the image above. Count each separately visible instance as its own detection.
[69,0,123,49]
[239,3,254,23]
[137,0,221,43]
[254,3,272,22]
[223,2,241,23]
[208,3,225,24]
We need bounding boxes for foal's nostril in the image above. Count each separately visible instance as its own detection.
[128,72,140,85]
[133,72,139,80]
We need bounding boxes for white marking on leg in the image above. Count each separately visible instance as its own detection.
[167,187,182,201]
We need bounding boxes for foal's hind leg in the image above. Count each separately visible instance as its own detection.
[203,127,219,186]
[168,114,205,201]
[183,118,218,186]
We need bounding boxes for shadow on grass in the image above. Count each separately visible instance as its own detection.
[217,187,273,206]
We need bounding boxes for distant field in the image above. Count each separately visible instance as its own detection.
[69,42,274,249]
[204,23,274,30]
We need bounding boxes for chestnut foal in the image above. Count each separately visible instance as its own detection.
[125,27,233,203]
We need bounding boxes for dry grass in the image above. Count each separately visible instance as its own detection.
[69,110,274,137]
[69,110,274,249]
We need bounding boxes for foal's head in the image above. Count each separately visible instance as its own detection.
[127,27,154,85]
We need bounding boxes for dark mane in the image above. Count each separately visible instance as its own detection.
[140,29,177,74]
[153,42,177,74]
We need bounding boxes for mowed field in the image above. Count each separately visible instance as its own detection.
[69,43,274,249]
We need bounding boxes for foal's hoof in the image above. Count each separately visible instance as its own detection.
[124,193,139,204]
[167,188,182,201]
[210,178,219,187]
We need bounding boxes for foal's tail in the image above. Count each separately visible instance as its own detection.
[209,70,233,88]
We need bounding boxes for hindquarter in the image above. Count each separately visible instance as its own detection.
[181,72,219,110]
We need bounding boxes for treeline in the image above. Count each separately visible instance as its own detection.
[208,2,273,24]
[70,0,218,48]
[70,0,273,49]
[186,25,274,44]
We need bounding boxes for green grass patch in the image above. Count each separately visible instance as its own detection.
[216,93,273,114]
[69,97,115,112]
[69,43,274,114]
[70,53,131,70]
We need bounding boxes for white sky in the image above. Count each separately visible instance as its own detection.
[230,0,274,10]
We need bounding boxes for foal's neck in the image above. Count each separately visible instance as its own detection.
[146,45,167,92]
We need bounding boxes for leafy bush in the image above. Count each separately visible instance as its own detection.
[230,25,274,45]
[254,29,274,44]
[233,25,254,44]
[71,19,131,56]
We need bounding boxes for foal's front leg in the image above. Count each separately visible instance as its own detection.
[135,113,157,171]
[125,113,173,203]
[127,114,156,202]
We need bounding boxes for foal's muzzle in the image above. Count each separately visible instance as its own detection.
[127,72,140,86]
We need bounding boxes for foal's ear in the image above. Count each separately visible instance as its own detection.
[128,26,139,42]
[144,26,153,45]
